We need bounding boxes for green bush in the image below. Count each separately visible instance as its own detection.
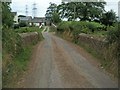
[57,21,105,41]
[106,23,120,77]
[86,22,105,32]
[107,24,120,44]
[15,27,42,33]
[2,28,23,55]
[2,28,24,87]
[57,21,105,35]
[57,21,71,32]
[3,45,32,88]
[57,21,119,77]
[2,27,43,87]
[70,22,82,38]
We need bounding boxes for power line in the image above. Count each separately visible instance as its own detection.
[32,3,37,18]
[25,5,28,16]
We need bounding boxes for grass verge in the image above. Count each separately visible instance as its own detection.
[55,27,118,78]
[2,27,44,88]
[3,45,33,88]
[14,27,43,33]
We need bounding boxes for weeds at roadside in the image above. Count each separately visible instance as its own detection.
[2,27,44,88]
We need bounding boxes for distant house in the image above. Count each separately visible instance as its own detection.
[31,17,45,26]
[18,15,32,24]
[12,12,18,24]
[17,15,47,26]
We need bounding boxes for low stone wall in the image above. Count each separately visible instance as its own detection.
[77,33,118,77]
[78,34,107,56]
[19,32,40,46]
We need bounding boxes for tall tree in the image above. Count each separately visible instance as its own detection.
[2,2,13,28]
[52,13,61,24]
[57,1,106,21]
[45,2,61,23]
[100,10,117,26]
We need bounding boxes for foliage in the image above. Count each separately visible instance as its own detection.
[14,27,42,33]
[3,45,32,88]
[57,21,107,43]
[57,2,106,21]
[100,10,117,26]
[45,2,61,23]
[57,21,119,77]
[2,2,13,28]
[46,1,117,26]
[88,22,119,76]
[107,23,120,44]
[2,28,23,87]
[57,21,71,32]
[2,28,23,55]
[52,13,61,24]
[45,2,57,18]
[2,2,44,87]
[57,21,105,34]
[2,27,43,87]
[86,22,105,32]
[15,27,44,42]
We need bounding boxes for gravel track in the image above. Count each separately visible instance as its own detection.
[22,28,117,88]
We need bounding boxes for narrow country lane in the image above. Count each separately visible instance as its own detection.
[22,27,117,88]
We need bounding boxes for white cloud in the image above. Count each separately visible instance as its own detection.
[11,0,61,17]
[105,2,118,15]
[11,0,119,17]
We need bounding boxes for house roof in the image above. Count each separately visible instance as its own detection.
[18,16,32,22]
[18,16,46,23]
[31,17,45,23]
[18,15,26,17]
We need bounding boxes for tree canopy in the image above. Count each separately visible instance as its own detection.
[45,1,117,26]
[45,2,61,24]
[57,2,106,21]
[100,10,117,26]
[2,2,13,28]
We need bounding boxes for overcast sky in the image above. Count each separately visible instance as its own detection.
[10,0,120,17]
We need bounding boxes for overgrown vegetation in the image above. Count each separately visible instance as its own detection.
[14,26,43,33]
[45,3,61,24]
[106,23,120,76]
[56,21,119,77]
[2,2,13,28]
[3,44,32,87]
[57,21,106,40]
[2,2,44,87]
[45,1,116,26]
[2,28,22,55]
[3,27,44,87]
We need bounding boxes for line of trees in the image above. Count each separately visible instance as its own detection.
[45,1,117,26]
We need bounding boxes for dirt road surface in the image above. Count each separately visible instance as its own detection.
[22,27,118,88]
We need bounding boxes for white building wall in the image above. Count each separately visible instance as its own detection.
[34,23,39,26]
[118,1,120,21]
[14,15,19,24]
